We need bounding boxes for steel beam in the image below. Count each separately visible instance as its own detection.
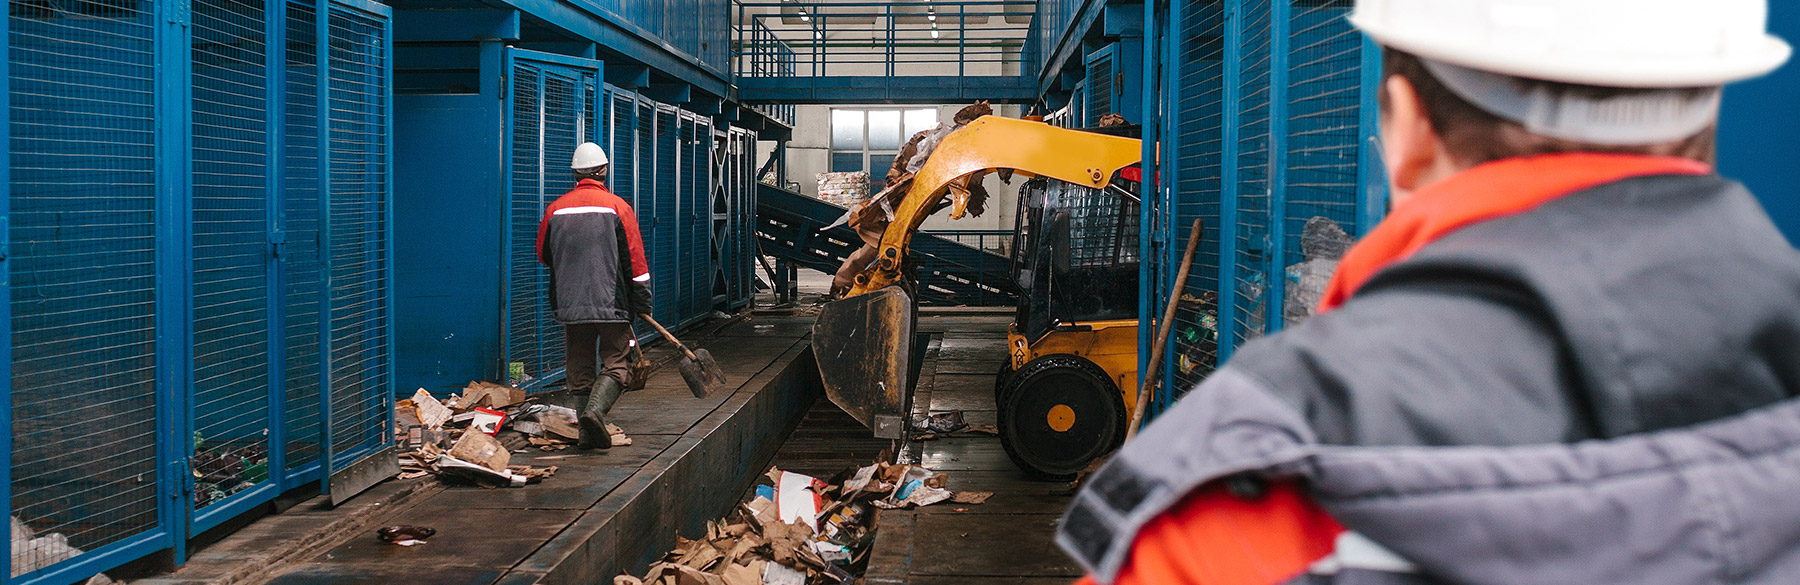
[738,75,1035,104]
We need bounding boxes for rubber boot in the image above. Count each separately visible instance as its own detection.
[578,376,623,449]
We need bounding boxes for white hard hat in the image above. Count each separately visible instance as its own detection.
[572,142,609,170]
[1350,0,1792,88]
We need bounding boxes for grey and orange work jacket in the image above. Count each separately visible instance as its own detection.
[1058,153,1800,585]
[536,178,653,324]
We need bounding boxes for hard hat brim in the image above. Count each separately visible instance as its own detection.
[1351,13,1794,88]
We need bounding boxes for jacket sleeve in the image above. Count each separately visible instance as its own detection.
[616,200,653,313]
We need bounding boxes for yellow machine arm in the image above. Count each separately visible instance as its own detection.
[846,116,1143,296]
[814,117,1142,438]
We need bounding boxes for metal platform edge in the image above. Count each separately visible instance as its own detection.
[499,341,824,585]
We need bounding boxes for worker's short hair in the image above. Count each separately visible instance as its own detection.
[1380,49,1717,167]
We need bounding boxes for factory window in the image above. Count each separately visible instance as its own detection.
[831,107,937,191]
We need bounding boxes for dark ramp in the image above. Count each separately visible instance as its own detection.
[756,183,1017,306]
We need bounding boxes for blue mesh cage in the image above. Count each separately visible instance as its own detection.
[651,104,679,327]
[608,88,637,212]
[1164,0,1228,398]
[9,0,164,575]
[191,0,275,519]
[1230,0,1274,346]
[504,55,600,385]
[324,3,392,471]
[1085,47,1114,126]
[282,0,325,485]
[1148,0,1384,418]
[1278,0,1368,327]
[684,114,710,324]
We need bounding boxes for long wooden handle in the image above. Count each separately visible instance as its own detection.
[640,314,700,362]
[1126,218,1204,442]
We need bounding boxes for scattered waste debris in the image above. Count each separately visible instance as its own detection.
[376,525,436,546]
[614,461,983,585]
[11,516,117,583]
[910,411,967,434]
[393,381,571,488]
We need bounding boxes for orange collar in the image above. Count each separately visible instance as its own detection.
[1317,153,1712,313]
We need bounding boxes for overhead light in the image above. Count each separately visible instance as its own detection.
[931,27,940,39]
[928,6,936,21]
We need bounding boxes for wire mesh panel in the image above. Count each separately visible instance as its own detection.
[651,105,680,327]
[1086,49,1114,126]
[508,65,544,382]
[9,0,165,576]
[1279,0,1365,328]
[685,115,711,323]
[505,54,601,385]
[608,89,637,211]
[191,0,275,519]
[282,0,324,484]
[324,3,392,471]
[1230,0,1275,345]
[1166,0,1228,393]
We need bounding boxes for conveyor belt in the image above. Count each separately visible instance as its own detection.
[755,183,1018,306]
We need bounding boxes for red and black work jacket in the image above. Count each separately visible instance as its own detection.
[536,179,652,324]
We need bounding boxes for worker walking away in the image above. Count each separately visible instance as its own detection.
[537,142,654,449]
[1060,2,1798,585]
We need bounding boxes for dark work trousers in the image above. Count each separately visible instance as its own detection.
[563,322,634,393]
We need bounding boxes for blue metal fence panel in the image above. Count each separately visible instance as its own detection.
[651,104,679,327]
[9,0,169,578]
[1085,45,1113,126]
[323,1,392,473]
[608,88,637,212]
[281,0,325,487]
[190,0,277,527]
[1145,0,1385,420]
[1279,0,1366,328]
[1162,0,1227,403]
[1227,0,1273,348]
[684,114,710,324]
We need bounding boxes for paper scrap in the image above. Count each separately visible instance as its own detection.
[775,471,821,531]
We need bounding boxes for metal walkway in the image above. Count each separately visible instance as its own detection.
[755,184,1018,306]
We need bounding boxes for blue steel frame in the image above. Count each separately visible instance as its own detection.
[157,0,198,569]
[500,47,607,386]
[1133,0,1387,421]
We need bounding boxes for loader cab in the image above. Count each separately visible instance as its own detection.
[996,124,1144,480]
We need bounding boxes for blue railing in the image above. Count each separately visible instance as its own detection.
[732,1,1034,79]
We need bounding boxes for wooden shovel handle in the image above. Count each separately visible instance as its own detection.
[1126,218,1204,443]
[639,314,700,362]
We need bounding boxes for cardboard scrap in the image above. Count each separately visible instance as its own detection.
[447,430,510,471]
[408,388,453,429]
[720,560,764,585]
[461,381,525,409]
[949,491,993,504]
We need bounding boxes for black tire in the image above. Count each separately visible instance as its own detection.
[997,355,1126,481]
[993,361,1016,405]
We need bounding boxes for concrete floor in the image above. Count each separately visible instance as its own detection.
[137,314,823,585]
[867,312,1085,585]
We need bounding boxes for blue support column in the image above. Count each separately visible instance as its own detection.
[263,0,290,496]
[1355,37,1387,237]
[1215,0,1243,365]
[1,8,11,582]
[1136,0,1158,416]
[154,0,195,562]
[1155,0,1182,416]
[314,0,334,494]
[1263,0,1290,334]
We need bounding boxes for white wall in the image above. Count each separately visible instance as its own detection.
[782,103,1024,234]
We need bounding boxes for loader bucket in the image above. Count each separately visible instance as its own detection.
[812,286,915,439]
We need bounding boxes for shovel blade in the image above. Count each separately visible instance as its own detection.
[679,349,728,399]
[811,286,914,439]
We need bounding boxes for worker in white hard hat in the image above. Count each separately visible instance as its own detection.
[1059,2,1800,584]
[536,142,653,449]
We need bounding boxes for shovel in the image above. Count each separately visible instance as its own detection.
[639,314,727,398]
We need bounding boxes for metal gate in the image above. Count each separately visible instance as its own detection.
[8,0,395,580]
[503,49,603,387]
[1142,0,1383,419]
